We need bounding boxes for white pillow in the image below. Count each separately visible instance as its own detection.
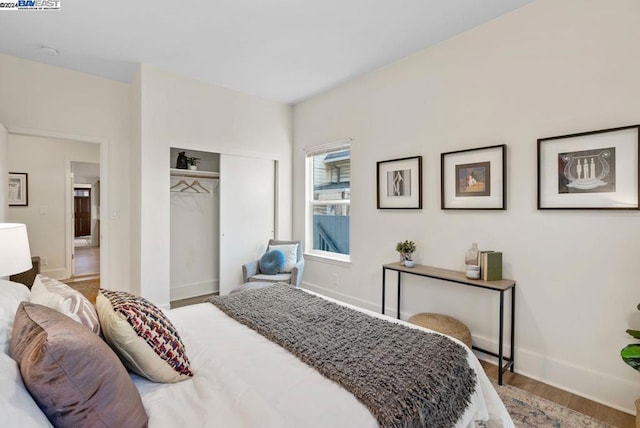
[0,352,52,427]
[0,280,30,355]
[30,275,100,335]
[268,244,298,272]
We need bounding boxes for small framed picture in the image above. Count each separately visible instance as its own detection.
[8,172,28,207]
[377,156,422,209]
[537,125,639,209]
[441,145,506,210]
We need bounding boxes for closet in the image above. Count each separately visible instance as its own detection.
[169,147,275,300]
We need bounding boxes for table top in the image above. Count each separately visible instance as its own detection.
[383,262,515,291]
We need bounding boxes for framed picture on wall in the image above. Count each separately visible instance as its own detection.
[376,156,422,209]
[8,172,28,207]
[537,125,640,209]
[441,144,506,210]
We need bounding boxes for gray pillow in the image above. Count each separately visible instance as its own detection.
[9,302,148,428]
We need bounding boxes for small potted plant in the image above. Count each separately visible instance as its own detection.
[186,157,200,170]
[395,240,416,267]
[620,302,640,424]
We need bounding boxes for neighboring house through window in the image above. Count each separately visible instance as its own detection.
[305,142,350,261]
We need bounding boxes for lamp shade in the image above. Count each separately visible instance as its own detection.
[0,223,32,277]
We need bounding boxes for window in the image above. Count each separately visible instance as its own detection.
[306,143,350,260]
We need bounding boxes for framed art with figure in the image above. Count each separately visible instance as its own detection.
[8,172,28,207]
[537,125,639,209]
[441,145,506,210]
[377,156,422,209]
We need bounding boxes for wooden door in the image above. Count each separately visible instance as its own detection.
[74,188,91,237]
[219,154,275,295]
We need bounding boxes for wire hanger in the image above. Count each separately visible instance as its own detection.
[170,179,191,192]
[190,180,210,193]
[170,179,210,194]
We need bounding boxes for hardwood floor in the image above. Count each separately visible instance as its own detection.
[170,293,216,309]
[74,246,100,275]
[480,360,635,427]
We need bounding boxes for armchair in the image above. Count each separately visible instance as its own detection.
[242,239,305,287]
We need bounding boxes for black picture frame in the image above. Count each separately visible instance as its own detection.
[537,125,640,210]
[8,172,28,207]
[441,144,506,210]
[376,156,422,209]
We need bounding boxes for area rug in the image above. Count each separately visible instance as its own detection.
[493,381,612,427]
[64,278,100,303]
[74,237,92,247]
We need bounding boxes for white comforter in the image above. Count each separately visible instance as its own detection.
[134,292,513,428]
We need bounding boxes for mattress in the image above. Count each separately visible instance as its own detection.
[133,291,513,427]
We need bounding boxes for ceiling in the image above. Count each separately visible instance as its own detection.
[0,0,534,104]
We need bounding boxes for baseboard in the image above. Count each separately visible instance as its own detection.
[301,280,637,416]
[170,279,219,301]
[301,281,381,312]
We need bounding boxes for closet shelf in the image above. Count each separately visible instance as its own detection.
[170,168,220,179]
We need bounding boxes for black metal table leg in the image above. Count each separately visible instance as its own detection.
[382,268,386,315]
[396,272,401,319]
[498,290,504,385]
[510,285,516,372]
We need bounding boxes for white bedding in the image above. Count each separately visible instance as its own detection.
[135,291,513,428]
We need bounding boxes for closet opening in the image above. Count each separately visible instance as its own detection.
[169,147,220,304]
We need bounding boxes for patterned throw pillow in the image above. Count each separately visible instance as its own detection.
[268,244,298,272]
[96,289,193,383]
[30,275,100,335]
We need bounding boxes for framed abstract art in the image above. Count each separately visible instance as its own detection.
[441,145,506,210]
[537,125,639,209]
[377,156,422,209]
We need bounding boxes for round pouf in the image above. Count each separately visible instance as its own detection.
[407,313,472,348]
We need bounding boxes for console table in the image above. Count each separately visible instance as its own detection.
[382,262,516,384]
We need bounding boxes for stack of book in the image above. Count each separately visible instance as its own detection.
[478,251,502,281]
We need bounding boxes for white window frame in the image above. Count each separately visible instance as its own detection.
[305,140,351,263]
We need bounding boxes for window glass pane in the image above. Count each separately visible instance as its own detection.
[312,204,349,255]
[308,146,351,256]
[312,150,350,202]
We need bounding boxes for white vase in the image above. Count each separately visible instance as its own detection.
[405,260,415,268]
[188,165,197,170]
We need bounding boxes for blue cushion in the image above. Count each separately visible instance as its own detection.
[259,250,285,275]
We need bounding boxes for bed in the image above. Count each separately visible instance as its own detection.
[1,278,513,428]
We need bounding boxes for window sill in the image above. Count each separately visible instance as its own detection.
[304,252,351,268]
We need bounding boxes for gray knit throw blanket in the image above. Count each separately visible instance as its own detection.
[208,284,476,428]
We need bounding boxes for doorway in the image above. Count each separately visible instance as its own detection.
[71,162,100,277]
[6,128,109,284]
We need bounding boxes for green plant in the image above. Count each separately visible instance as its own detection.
[395,240,416,260]
[186,156,200,166]
[621,302,640,371]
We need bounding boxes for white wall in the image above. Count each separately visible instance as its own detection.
[0,54,131,291]
[293,0,640,414]
[133,65,292,307]
[0,121,6,221]
[8,135,99,279]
